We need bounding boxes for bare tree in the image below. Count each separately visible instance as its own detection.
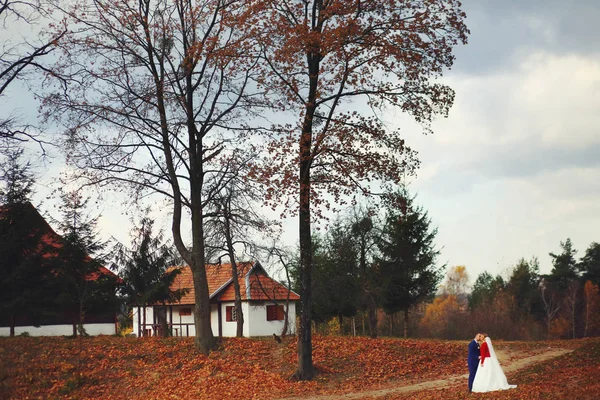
[583,280,600,337]
[539,278,560,337]
[43,0,262,354]
[204,155,277,337]
[265,245,297,338]
[0,0,65,150]
[564,280,581,339]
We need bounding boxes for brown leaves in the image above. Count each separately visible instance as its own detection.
[4,335,595,399]
[0,334,469,399]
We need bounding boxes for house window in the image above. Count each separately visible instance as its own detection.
[179,307,192,316]
[266,304,284,321]
[225,306,237,322]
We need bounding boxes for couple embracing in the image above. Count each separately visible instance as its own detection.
[468,333,517,393]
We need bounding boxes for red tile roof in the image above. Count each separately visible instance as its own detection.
[0,202,117,280]
[167,261,300,305]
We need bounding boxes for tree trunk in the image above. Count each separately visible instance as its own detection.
[281,301,289,337]
[9,314,15,337]
[368,294,377,338]
[572,307,576,339]
[403,308,409,338]
[362,313,365,336]
[295,192,314,380]
[584,289,590,337]
[190,257,216,353]
[281,265,292,337]
[230,258,245,338]
[78,296,87,336]
[389,313,394,336]
[142,304,147,337]
[223,211,244,338]
[157,306,169,337]
[294,18,321,379]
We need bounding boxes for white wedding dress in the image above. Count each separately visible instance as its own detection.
[472,337,517,393]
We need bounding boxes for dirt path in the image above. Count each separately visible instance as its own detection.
[278,347,573,400]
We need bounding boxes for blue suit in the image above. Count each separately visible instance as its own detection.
[467,339,480,392]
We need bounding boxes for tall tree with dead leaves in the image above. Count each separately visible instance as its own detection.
[246,0,468,379]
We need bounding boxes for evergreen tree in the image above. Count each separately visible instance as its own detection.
[306,234,330,324]
[0,147,35,203]
[0,147,55,335]
[349,208,380,338]
[469,272,505,310]
[376,188,443,338]
[507,258,543,320]
[51,191,117,336]
[115,216,187,337]
[580,242,600,286]
[549,238,579,290]
[310,221,360,331]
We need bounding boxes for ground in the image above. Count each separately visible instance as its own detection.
[0,335,598,399]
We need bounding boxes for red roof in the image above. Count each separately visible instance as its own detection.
[168,261,300,305]
[0,202,117,281]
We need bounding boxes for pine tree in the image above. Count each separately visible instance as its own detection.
[51,191,116,336]
[507,258,543,320]
[0,147,55,335]
[115,216,187,337]
[580,242,600,286]
[350,209,380,339]
[549,238,579,290]
[376,188,444,338]
[309,221,360,331]
[469,272,505,310]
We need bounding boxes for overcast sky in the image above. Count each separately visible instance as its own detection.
[5,0,600,284]
[394,0,600,281]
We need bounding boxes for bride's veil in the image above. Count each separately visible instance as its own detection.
[485,337,498,362]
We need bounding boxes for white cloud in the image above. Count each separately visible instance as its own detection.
[389,48,600,281]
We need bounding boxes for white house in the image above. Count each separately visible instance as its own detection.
[132,261,299,338]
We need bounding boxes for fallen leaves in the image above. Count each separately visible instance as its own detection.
[0,335,598,399]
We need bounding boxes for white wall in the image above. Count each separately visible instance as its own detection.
[217,302,253,337]
[246,302,296,337]
[0,323,115,337]
[132,302,297,338]
[219,302,236,337]
[210,304,218,337]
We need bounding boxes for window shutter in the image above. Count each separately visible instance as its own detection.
[266,305,275,321]
[266,305,284,321]
[226,306,233,322]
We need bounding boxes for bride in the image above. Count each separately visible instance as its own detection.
[472,334,517,393]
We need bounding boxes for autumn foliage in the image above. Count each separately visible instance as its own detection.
[1,335,598,399]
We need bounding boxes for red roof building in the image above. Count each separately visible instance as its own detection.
[0,202,118,337]
[168,261,300,304]
[134,261,300,338]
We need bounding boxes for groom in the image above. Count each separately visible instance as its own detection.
[468,333,482,392]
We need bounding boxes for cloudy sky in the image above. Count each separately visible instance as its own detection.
[394,0,600,280]
[4,0,599,284]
